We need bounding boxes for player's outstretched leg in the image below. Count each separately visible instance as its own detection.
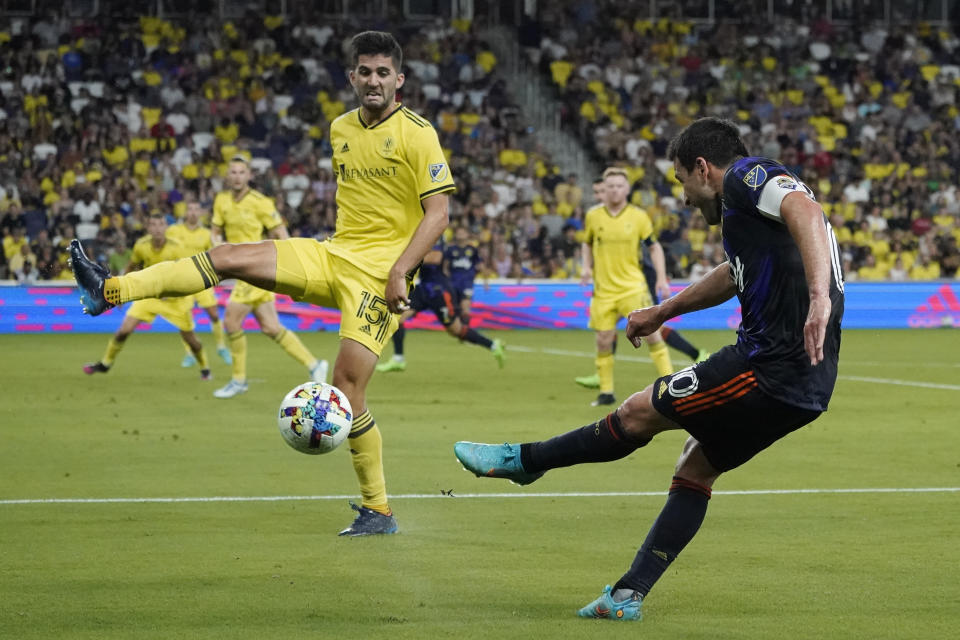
[455,410,651,485]
[576,585,643,621]
[69,240,112,316]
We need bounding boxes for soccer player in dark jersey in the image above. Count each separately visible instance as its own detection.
[376,238,505,372]
[443,225,481,323]
[454,117,844,622]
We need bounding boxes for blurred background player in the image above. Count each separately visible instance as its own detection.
[376,238,505,372]
[580,177,709,374]
[211,157,327,399]
[443,225,482,324]
[83,213,210,379]
[166,198,232,368]
[575,167,673,406]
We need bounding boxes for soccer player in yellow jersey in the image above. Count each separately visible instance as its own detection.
[82,213,211,379]
[70,31,455,536]
[575,167,673,406]
[166,199,232,367]
[209,158,328,399]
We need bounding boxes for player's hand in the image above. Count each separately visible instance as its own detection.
[804,295,831,365]
[385,270,411,314]
[625,305,664,348]
[655,277,672,301]
[580,267,592,286]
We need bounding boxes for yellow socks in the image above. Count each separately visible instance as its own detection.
[227,330,247,382]
[348,411,390,515]
[104,253,219,305]
[102,337,125,366]
[272,328,315,368]
[649,340,673,377]
[596,351,615,394]
[210,318,225,348]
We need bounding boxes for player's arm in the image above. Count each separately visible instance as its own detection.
[386,192,449,314]
[580,241,593,285]
[267,224,289,240]
[210,224,224,245]
[781,191,833,365]
[626,261,736,348]
[645,238,671,300]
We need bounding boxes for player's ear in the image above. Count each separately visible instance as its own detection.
[696,157,708,177]
[395,72,405,90]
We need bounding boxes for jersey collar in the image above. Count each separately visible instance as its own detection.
[358,103,403,129]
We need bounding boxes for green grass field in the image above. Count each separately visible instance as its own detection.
[1,329,958,639]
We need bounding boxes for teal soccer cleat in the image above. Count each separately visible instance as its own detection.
[217,345,233,364]
[181,353,197,368]
[576,585,643,621]
[453,441,544,486]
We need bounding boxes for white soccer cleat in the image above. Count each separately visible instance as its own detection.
[310,359,329,383]
[213,379,248,398]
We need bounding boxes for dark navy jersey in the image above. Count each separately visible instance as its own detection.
[721,156,845,411]
[444,243,480,291]
[641,248,658,302]
[418,239,452,296]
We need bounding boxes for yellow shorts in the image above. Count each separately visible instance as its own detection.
[589,288,653,332]
[127,297,195,332]
[192,287,219,309]
[228,280,276,308]
[273,238,399,356]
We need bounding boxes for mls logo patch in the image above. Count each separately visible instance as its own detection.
[742,164,767,190]
[429,163,448,183]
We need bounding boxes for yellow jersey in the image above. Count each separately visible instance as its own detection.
[212,189,283,243]
[131,235,190,268]
[584,203,655,298]
[166,223,212,254]
[328,105,456,278]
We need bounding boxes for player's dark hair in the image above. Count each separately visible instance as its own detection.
[349,31,403,70]
[667,117,749,171]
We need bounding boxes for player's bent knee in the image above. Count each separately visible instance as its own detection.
[674,439,721,487]
[618,387,672,440]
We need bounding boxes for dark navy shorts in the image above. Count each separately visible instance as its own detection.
[650,345,821,472]
[410,284,459,327]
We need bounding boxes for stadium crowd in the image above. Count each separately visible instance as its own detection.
[1,4,959,286]
[528,2,960,281]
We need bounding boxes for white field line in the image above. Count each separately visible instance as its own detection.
[1,487,958,506]
[507,345,960,391]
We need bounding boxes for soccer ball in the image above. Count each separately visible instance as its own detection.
[277,382,353,455]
